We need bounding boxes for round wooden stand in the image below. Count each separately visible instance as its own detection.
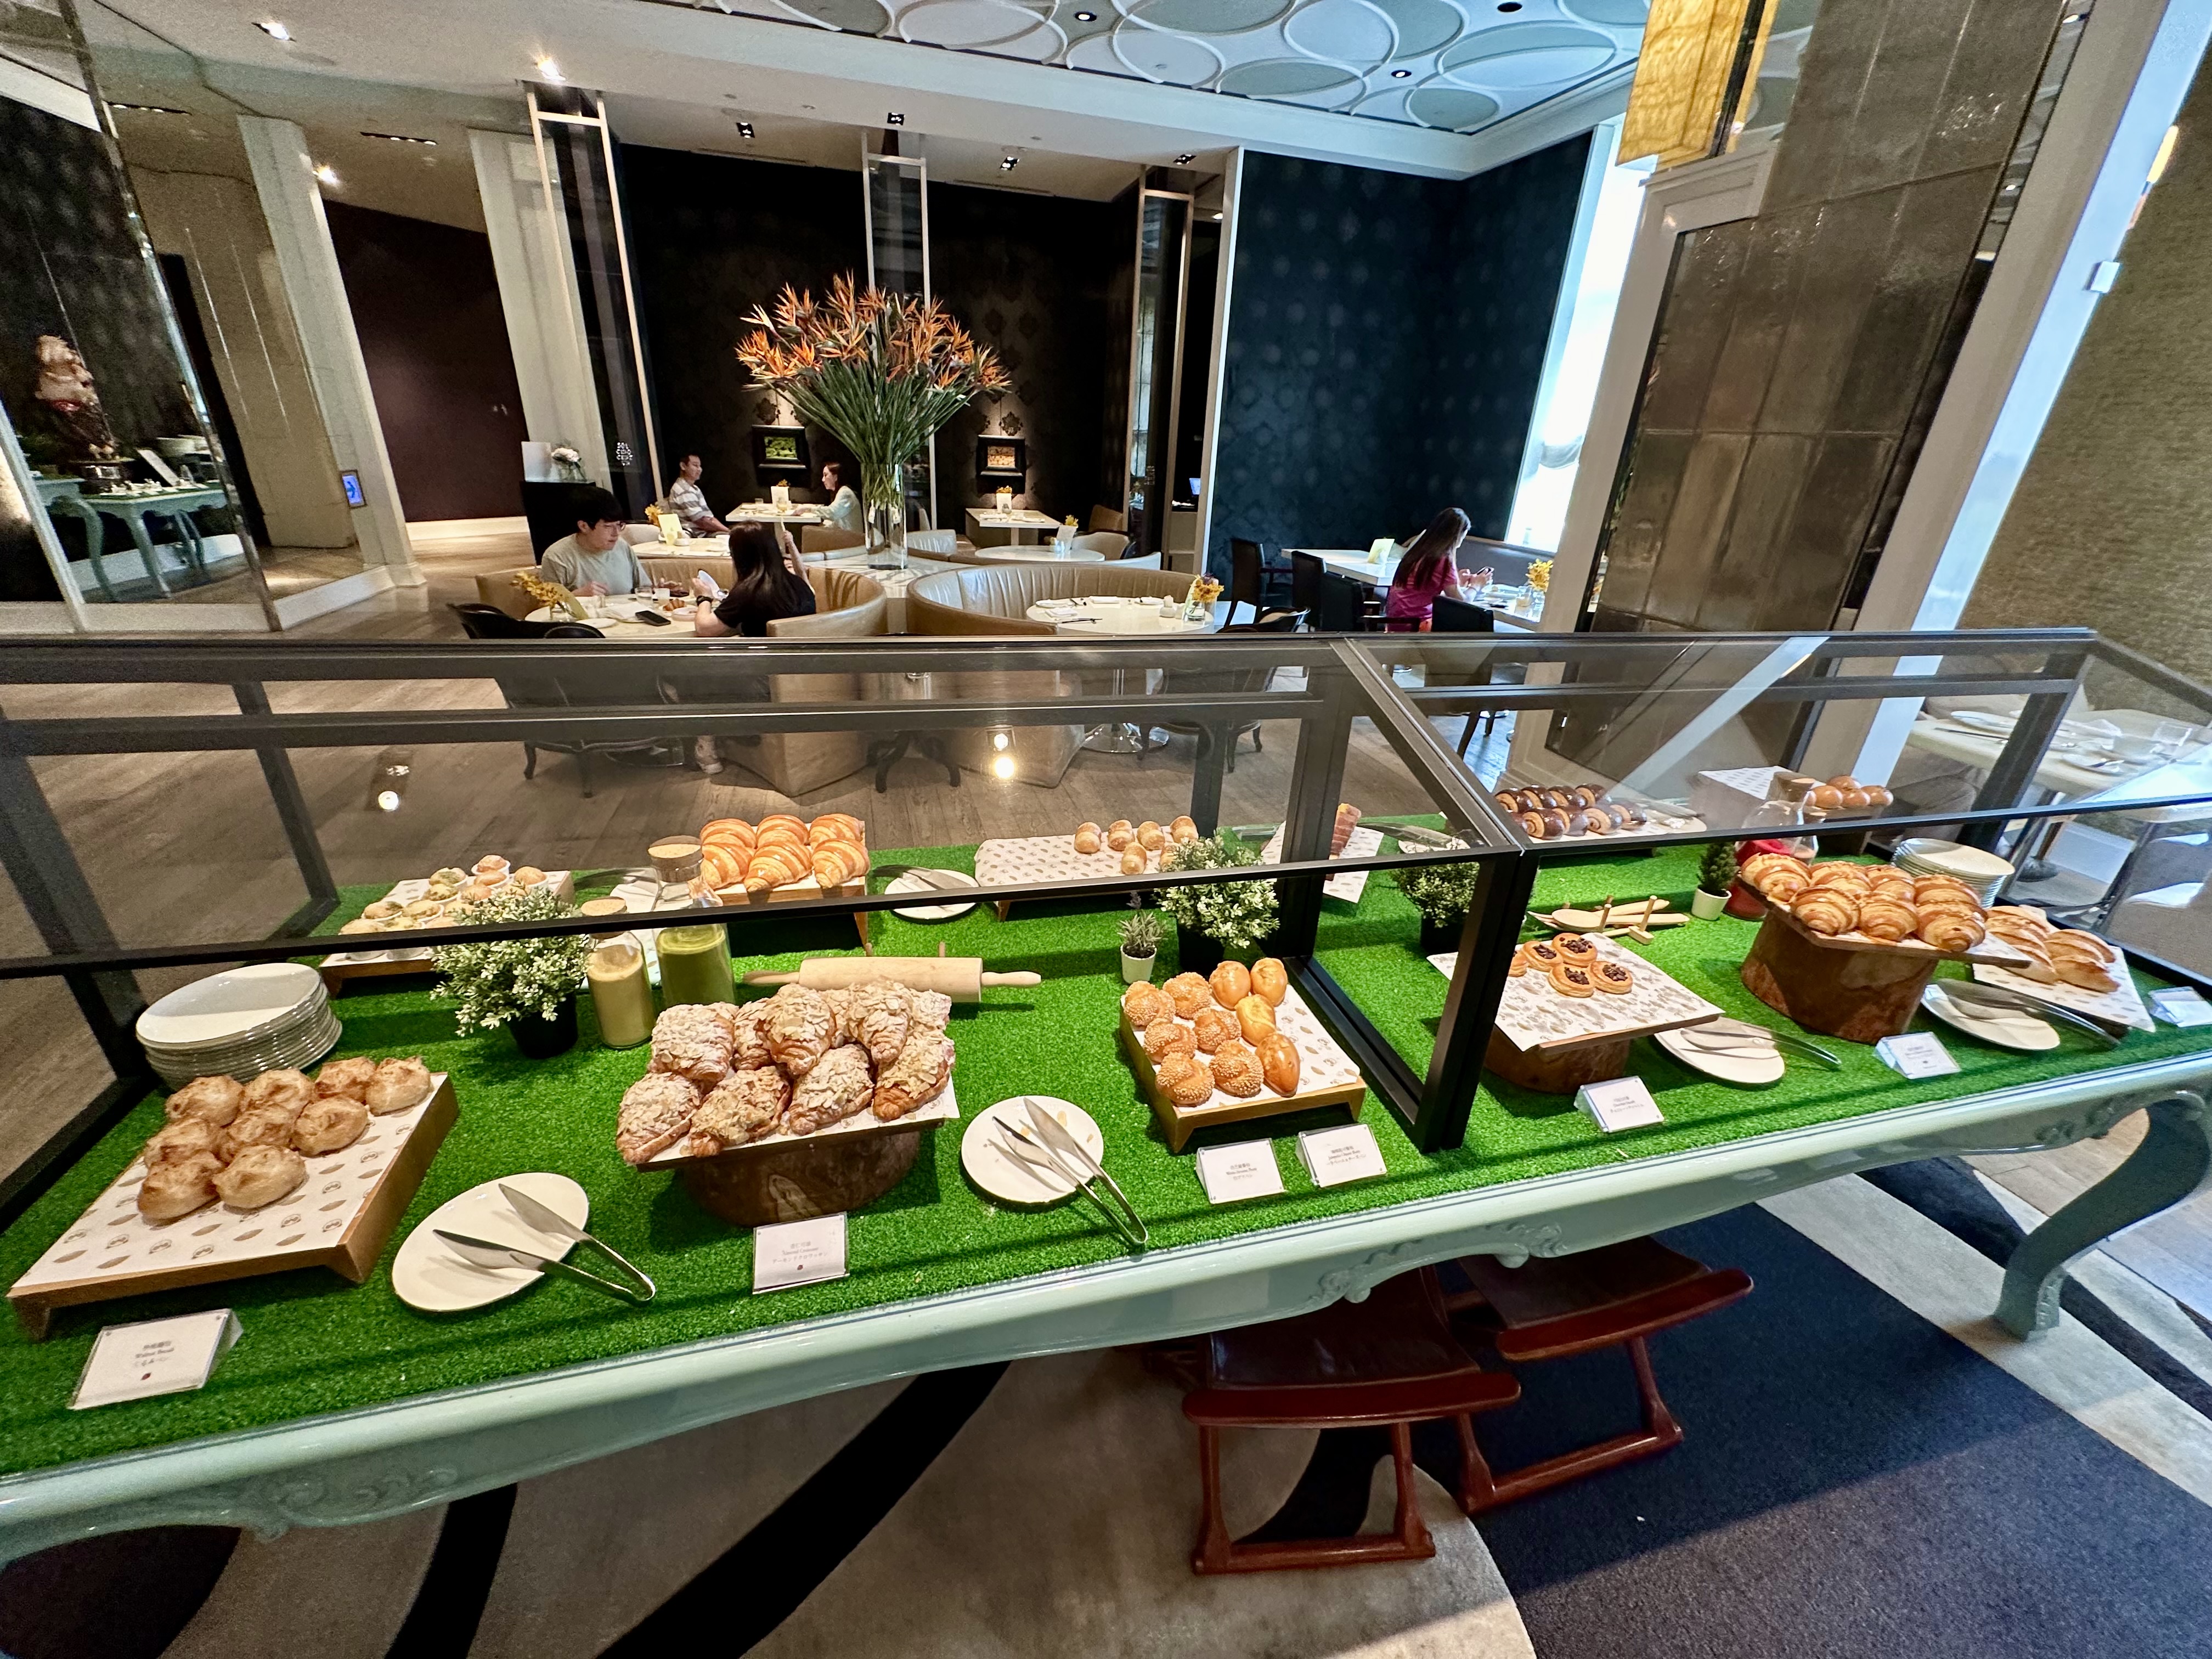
[1485,1028,1633,1094]
[1740,913,1934,1042]
[680,1129,922,1227]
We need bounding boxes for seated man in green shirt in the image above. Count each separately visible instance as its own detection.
[540,487,652,596]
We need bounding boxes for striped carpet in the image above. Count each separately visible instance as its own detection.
[3,1167,2209,1659]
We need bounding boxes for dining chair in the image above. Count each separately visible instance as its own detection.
[1159,1267,1521,1573]
[1443,1238,1752,1515]
[801,526,865,554]
[1115,550,1163,569]
[491,648,675,799]
[1311,572,1371,633]
[1228,538,1291,625]
[1429,594,1499,755]
[1074,531,1131,559]
[1289,550,1325,619]
[1089,505,1127,534]
[905,528,958,555]
[450,602,556,641]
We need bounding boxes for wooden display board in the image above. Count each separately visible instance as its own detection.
[1119,984,1366,1153]
[9,1076,457,1340]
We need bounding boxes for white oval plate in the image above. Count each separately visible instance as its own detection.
[1654,1024,1785,1086]
[961,1097,1105,1205]
[1921,982,2059,1051]
[393,1172,589,1313]
[137,963,324,1047]
[884,867,980,922]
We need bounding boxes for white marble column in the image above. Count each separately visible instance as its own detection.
[236,115,420,584]
[469,128,608,486]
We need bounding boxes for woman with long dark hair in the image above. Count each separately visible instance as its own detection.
[692,523,817,637]
[1383,507,1489,632]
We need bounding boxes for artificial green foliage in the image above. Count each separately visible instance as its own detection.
[1394,857,1482,927]
[1698,841,1740,895]
[432,885,589,1032]
[1156,831,1278,953]
[1117,909,1163,958]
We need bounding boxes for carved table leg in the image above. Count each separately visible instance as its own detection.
[1995,1091,2211,1339]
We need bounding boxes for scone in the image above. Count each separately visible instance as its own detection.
[242,1069,313,1115]
[138,1153,222,1222]
[293,1096,369,1155]
[366,1056,433,1115]
[166,1074,243,1127]
[215,1145,307,1210]
[314,1056,378,1103]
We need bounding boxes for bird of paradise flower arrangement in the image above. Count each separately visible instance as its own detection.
[735,276,1009,562]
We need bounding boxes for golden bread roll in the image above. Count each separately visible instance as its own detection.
[1137,820,1165,851]
[145,1118,221,1167]
[1916,910,1985,952]
[1120,845,1148,874]
[1122,981,1175,1029]
[1210,961,1251,1008]
[1156,1052,1215,1107]
[315,1057,377,1103]
[1255,1031,1300,1095]
[1792,888,1858,936]
[138,1153,222,1222]
[1144,1018,1197,1060]
[294,1095,369,1155]
[1074,828,1103,855]
[1249,957,1288,1006]
[511,866,547,887]
[1106,826,1136,852]
[367,1057,433,1115]
[214,1144,307,1210]
[1193,1006,1239,1053]
[1235,993,1277,1044]
[221,1105,297,1162]
[1108,819,1133,835]
[167,1074,243,1127]
[242,1069,312,1116]
[1209,1040,1263,1097]
[1164,973,1212,1017]
[1169,816,1199,843]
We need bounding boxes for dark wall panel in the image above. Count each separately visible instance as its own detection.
[1207,138,1589,575]
[622,148,868,510]
[930,180,1121,523]
[324,201,527,523]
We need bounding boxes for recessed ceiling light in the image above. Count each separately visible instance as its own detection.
[1497,1,1522,9]
[537,57,564,83]
[886,111,905,125]
[1000,155,1018,171]
[1212,211,1223,221]
[1390,67,1412,78]
[110,101,186,115]
[737,121,755,138]
[255,19,291,41]
[362,131,437,145]
[1175,151,1195,163]
[1074,8,1096,17]
[313,163,339,185]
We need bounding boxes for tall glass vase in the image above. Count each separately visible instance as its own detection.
[862,460,907,571]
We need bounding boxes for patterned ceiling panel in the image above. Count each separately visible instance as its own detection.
[686,0,1646,133]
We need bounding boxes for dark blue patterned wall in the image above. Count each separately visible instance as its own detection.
[1209,138,1590,574]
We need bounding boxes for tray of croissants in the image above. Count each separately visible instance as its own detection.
[616,979,958,1169]
[699,813,868,901]
[9,1057,453,1337]
[1971,904,2151,1030]
[1737,853,2033,964]
[1118,960,1367,1144]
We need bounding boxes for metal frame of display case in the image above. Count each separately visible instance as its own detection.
[2,627,2209,1206]
[0,628,2209,1558]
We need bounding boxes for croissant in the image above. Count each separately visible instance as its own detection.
[1911,888,1983,917]
[1807,863,1871,891]
[1855,896,1919,943]
[745,847,810,892]
[758,813,805,837]
[811,840,867,887]
[702,844,746,890]
[1917,910,1985,952]
[1741,853,1807,895]
[1792,888,1858,936]
[1760,867,1809,902]
[702,818,756,848]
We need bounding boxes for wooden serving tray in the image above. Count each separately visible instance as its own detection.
[8,1075,457,1340]
[317,870,576,990]
[1119,984,1365,1153]
[1750,888,2032,966]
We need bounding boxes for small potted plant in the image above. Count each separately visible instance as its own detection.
[1692,843,1737,920]
[433,885,591,1058]
[1396,858,1483,955]
[1118,909,1162,984]
[1157,831,1279,976]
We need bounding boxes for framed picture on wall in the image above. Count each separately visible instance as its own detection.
[976,437,1026,479]
[751,426,811,473]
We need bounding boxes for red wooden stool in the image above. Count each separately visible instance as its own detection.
[1174,1267,1521,1574]
[1443,1238,1751,1514]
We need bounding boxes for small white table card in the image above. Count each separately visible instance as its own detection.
[752,1214,849,1293]
[2151,989,2212,1028]
[72,1309,240,1410]
[1196,1141,1286,1204]
[1575,1077,1665,1133]
[1875,1031,1960,1080]
[1296,1124,1389,1187]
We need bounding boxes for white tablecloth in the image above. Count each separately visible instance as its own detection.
[1290,548,1542,627]
[978,545,1105,564]
[1025,597,1225,634]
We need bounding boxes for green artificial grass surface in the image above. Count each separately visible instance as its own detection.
[3,841,2209,1479]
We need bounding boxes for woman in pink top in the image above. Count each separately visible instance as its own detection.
[1383,508,1487,631]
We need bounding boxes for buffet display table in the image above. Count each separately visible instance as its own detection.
[0,840,2205,1562]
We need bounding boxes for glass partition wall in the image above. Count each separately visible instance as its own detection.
[2,626,2205,1226]
[1125,187,1192,560]
[861,147,934,527]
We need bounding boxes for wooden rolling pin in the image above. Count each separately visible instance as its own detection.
[742,956,1039,1001]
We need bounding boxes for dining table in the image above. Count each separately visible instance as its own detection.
[527,557,958,638]
[37,478,230,600]
[977,544,1105,565]
[726,504,827,525]
[965,507,1063,544]
[1025,596,1227,635]
[1290,549,1543,628]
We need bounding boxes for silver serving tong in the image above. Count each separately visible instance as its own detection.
[1931,980,2124,1046]
[1692,1016,1844,1069]
[432,1183,656,1304]
[998,1103,1149,1249]
[1363,821,1464,850]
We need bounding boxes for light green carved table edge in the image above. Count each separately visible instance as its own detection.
[0,1052,2204,1563]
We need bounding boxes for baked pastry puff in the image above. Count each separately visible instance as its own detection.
[139,1153,222,1222]
[1122,981,1175,1029]
[1235,993,1277,1045]
[294,1095,369,1155]
[166,1074,244,1127]
[1255,1031,1300,1095]
[1074,822,1103,855]
[214,1144,308,1210]
[1210,960,1251,1008]
[1249,957,1288,1007]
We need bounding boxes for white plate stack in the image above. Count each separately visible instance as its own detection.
[135,963,342,1088]
[1892,837,2016,906]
